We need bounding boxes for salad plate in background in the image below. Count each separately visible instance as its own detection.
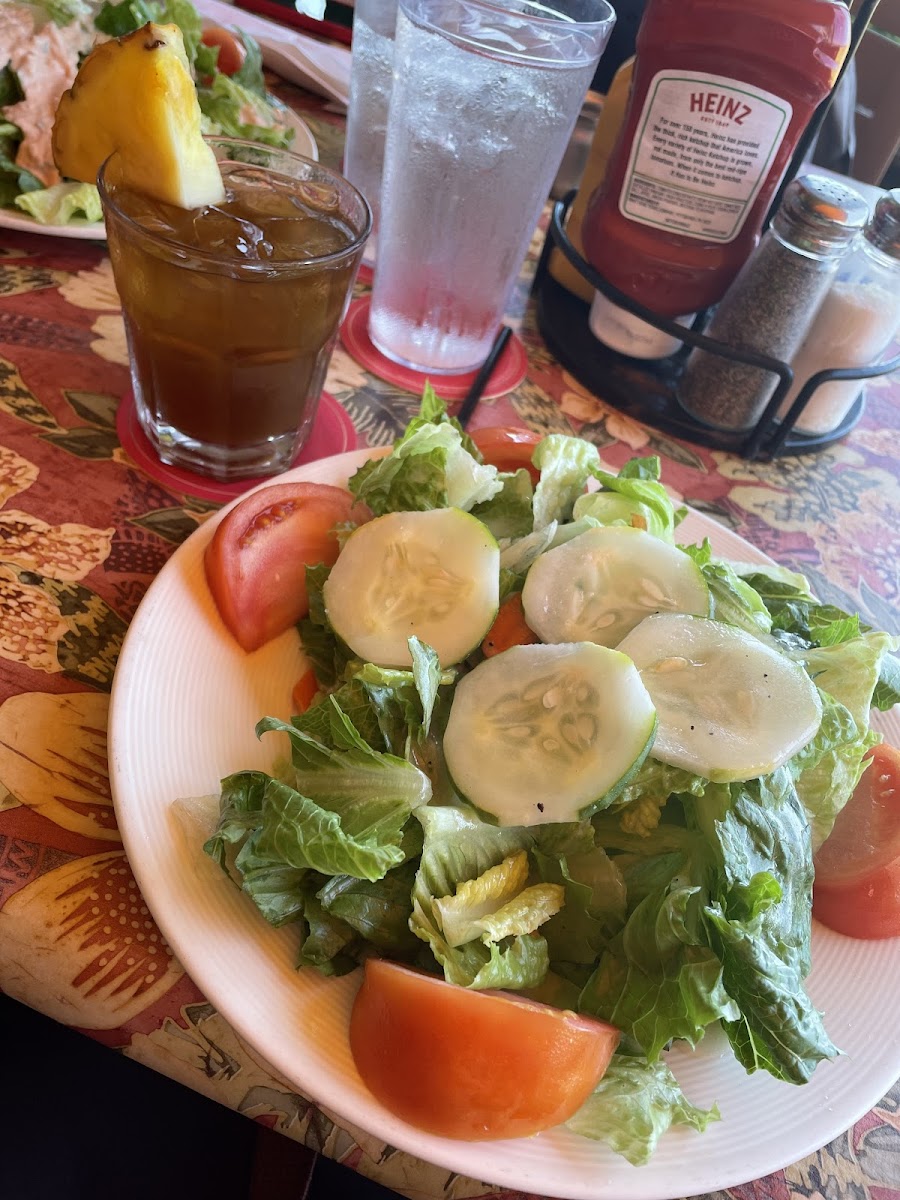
[108,442,900,1200]
[0,0,320,239]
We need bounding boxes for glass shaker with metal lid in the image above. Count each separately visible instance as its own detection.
[678,174,870,432]
[780,188,900,436]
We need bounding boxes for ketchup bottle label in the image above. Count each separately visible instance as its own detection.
[619,70,792,243]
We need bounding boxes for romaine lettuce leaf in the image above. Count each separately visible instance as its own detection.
[790,689,876,849]
[740,570,900,712]
[579,882,738,1060]
[534,843,626,965]
[434,850,529,946]
[298,889,361,975]
[316,858,420,955]
[575,456,684,543]
[233,832,309,926]
[94,0,159,36]
[531,434,601,530]
[205,703,433,887]
[203,768,269,870]
[409,806,546,989]
[681,541,772,636]
[470,468,534,539]
[348,392,501,515]
[434,851,563,946]
[798,631,899,729]
[566,1054,719,1165]
[258,705,431,858]
[293,639,447,760]
[0,119,42,209]
[198,74,294,148]
[694,771,838,1083]
[297,562,359,689]
[249,776,414,881]
[159,0,202,61]
[14,181,101,225]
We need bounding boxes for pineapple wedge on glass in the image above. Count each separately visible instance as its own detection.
[52,22,225,209]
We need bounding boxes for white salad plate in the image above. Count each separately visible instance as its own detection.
[0,106,318,243]
[108,448,900,1200]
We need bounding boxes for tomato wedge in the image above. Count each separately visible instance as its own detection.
[349,958,619,1140]
[813,743,900,940]
[204,482,360,653]
[481,592,539,657]
[200,26,247,76]
[470,426,543,482]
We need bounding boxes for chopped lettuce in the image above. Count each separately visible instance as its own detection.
[93,0,158,35]
[409,806,545,989]
[0,118,42,209]
[695,773,837,1082]
[575,455,685,542]
[470,467,534,540]
[15,180,101,225]
[531,433,601,530]
[434,851,563,946]
[349,386,502,515]
[566,1054,719,1165]
[580,879,739,1061]
[198,74,294,148]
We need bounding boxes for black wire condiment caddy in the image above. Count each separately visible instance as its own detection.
[533,0,900,461]
[534,196,900,461]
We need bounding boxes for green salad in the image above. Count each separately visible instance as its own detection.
[203,390,900,1164]
[0,0,295,225]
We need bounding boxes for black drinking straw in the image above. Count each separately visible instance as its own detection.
[456,325,513,428]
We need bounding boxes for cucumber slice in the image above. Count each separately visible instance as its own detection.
[617,613,823,782]
[521,526,709,648]
[323,508,499,668]
[443,642,657,827]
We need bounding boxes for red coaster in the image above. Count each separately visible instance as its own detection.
[339,296,527,401]
[116,388,357,503]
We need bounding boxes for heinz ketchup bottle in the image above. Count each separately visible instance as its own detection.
[581,0,852,330]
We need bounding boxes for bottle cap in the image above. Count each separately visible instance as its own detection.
[588,291,695,360]
[864,188,900,259]
[773,174,869,258]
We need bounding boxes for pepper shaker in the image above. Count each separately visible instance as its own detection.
[780,189,900,436]
[678,175,869,432]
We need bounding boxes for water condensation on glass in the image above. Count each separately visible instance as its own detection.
[369,0,611,372]
[343,0,400,263]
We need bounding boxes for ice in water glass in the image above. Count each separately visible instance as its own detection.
[368,0,615,375]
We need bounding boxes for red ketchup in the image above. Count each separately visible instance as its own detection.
[581,0,852,320]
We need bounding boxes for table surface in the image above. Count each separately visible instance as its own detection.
[0,74,898,1200]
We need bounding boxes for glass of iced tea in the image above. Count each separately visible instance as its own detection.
[99,137,371,481]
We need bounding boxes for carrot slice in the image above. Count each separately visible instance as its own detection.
[481,593,539,657]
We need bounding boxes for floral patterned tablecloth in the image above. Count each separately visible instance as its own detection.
[0,80,898,1200]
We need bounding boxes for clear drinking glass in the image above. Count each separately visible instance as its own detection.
[368,0,615,375]
[99,138,371,481]
[343,0,400,266]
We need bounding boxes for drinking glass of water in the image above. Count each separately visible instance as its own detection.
[342,0,399,266]
[368,0,615,375]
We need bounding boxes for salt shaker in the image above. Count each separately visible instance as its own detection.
[779,189,900,436]
[678,175,869,432]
